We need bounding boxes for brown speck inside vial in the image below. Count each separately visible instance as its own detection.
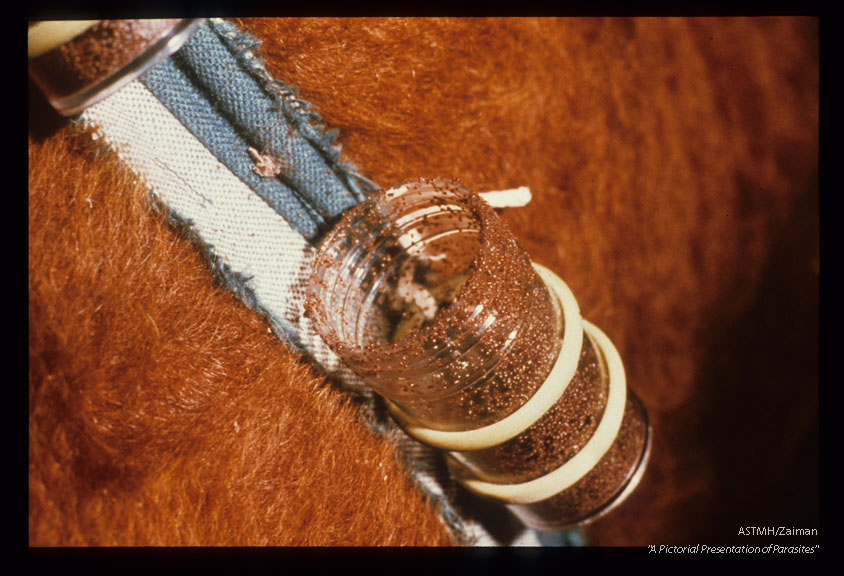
[508,389,650,531]
[449,330,608,484]
[29,20,182,103]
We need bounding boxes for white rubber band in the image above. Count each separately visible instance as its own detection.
[28,20,100,58]
[385,263,583,450]
[451,320,627,504]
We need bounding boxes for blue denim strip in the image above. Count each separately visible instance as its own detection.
[203,20,374,201]
[205,19,374,204]
[141,58,323,238]
[139,20,376,241]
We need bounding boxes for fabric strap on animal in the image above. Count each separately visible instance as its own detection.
[28,18,579,546]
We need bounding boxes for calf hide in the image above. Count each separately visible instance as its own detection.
[29,17,819,546]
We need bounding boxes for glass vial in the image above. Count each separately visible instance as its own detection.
[305,178,651,531]
[306,178,562,432]
[28,19,204,115]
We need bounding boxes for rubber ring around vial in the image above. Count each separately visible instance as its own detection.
[449,320,627,504]
[385,262,583,451]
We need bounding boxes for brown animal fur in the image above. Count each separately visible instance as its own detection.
[29,17,818,546]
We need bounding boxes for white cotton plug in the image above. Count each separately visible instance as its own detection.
[478,186,532,208]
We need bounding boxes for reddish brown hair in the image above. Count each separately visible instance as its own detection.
[29,17,818,546]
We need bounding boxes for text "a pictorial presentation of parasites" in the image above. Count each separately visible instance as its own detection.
[649,544,819,554]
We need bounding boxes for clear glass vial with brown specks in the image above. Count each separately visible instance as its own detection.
[305,178,561,432]
[305,177,651,530]
[28,19,203,115]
